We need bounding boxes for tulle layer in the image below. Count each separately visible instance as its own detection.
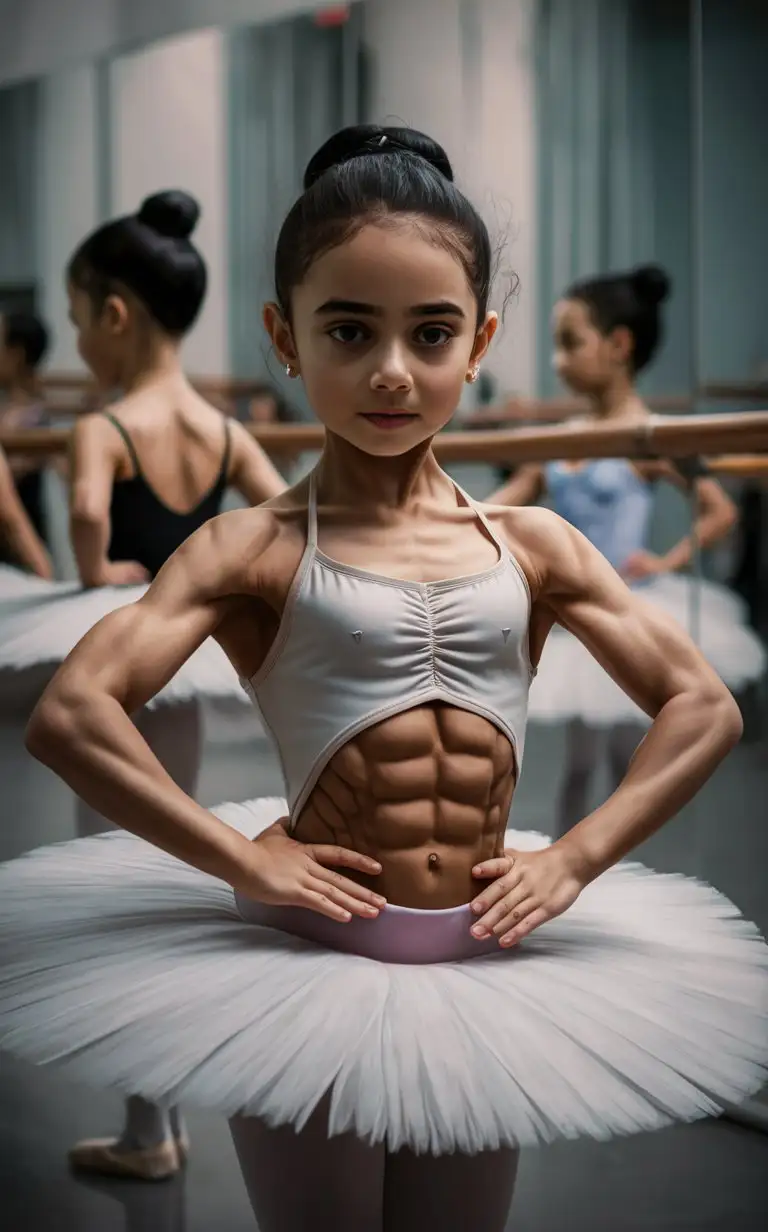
[529,574,765,726]
[0,582,247,709]
[0,797,765,1154]
[0,565,57,600]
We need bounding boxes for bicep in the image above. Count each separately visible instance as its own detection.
[229,424,287,505]
[648,460,734,517]
[43,531,232,713]
[543,527,720,717]
[69,420,116,521]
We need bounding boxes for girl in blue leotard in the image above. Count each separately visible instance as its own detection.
[492,264,765,835]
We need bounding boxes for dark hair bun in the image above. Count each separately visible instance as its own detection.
[304,124,453,190]
[137,191,200,241]
[631,264,671,306]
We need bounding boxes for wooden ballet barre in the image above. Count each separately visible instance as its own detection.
[3,411,767,466]
[40,373,284,401]
[699,383,768,402]
[464,393,693,427]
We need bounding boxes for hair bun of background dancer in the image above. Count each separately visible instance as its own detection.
[490,262,765,837]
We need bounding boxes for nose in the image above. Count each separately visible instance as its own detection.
[370,341,413,393]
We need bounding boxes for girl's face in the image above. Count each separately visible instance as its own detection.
[67,283,129,388]
[266,220,496,455]
[552,298,629,394]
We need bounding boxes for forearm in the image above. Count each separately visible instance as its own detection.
[27,689,254,888]
[70,513,111,586]
[559,686,742,880]
[662,507,736,571]
[2,511,52,577]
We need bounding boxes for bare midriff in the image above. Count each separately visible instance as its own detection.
[293,703,516,909]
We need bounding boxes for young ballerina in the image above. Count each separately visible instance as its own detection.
[0,190,287,1180]
[0,310,52,556]
[0,127,766,1232]
[0,443,52,583]
[491,265,766,835]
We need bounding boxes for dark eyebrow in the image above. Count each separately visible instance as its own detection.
[315,300,380,316]
[315,299,466,318]
[410,301,466,318]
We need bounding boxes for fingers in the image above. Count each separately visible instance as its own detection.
[313,865,387,910]
[302,877,383,921]
[499,905,549,947]
[471,882,530,939]
[311,844,383,876]
[472,855,514,881]
[299,887,359,923]
[470,866,522,920]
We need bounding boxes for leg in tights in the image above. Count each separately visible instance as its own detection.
[230,1096,386,1232]
[383,1145,520,1232]
[606,722,643,794]
[75,700,202,1153]
[555,719,601,838]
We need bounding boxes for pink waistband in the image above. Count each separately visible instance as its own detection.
[234,893,504,965]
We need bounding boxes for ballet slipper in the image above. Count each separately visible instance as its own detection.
[68,1135,182,1181]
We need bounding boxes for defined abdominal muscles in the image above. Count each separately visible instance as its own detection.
[294,703,516,908]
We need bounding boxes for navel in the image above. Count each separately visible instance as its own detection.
[427,852,441,871]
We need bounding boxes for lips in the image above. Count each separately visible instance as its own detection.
[360,411,418,429]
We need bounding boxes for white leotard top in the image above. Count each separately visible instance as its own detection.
[241,471,535,829]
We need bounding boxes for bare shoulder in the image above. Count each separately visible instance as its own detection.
[481,503,578,597]
[71,410,122,447]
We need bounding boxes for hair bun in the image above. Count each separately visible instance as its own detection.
[303,124,453,190]
[631,264,671,306]
[137,191,200,240]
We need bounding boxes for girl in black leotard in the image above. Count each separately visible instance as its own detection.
[7,190,286,1181]
[0,312,52,564]
[0,443,52,581]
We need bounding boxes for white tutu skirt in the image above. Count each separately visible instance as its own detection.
[0,581,247,710]
[529,574,766,727]
[0,796,766,1155]
[0,564,57,600]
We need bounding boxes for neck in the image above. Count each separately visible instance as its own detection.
[316,432,451,512]
[116,337,188,398]
[590,377,646,422]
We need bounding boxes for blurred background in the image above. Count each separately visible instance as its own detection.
[0,2,767,1229]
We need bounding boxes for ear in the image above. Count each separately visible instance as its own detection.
[263,303,299,370]
[101,294,130,337]
[608,324,634,368]
[468,310,499,370]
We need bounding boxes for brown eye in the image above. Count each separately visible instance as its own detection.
[414,324,453,347]
[328,323,369,344]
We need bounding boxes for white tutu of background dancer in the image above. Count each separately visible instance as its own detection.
[529,568,766,727]
[0,794,766,1155]
[490,264,766,729]
[0,578,246,709]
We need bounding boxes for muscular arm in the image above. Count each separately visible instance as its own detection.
[227,420,287,504]
[0,445,52,577]
[516,509,743,879]
[25,511,275,889]
[68,415,119,586]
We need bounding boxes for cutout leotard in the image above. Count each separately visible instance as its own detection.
[243,472,536,829]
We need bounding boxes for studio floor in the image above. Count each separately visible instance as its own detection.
[1,700,767,1231]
